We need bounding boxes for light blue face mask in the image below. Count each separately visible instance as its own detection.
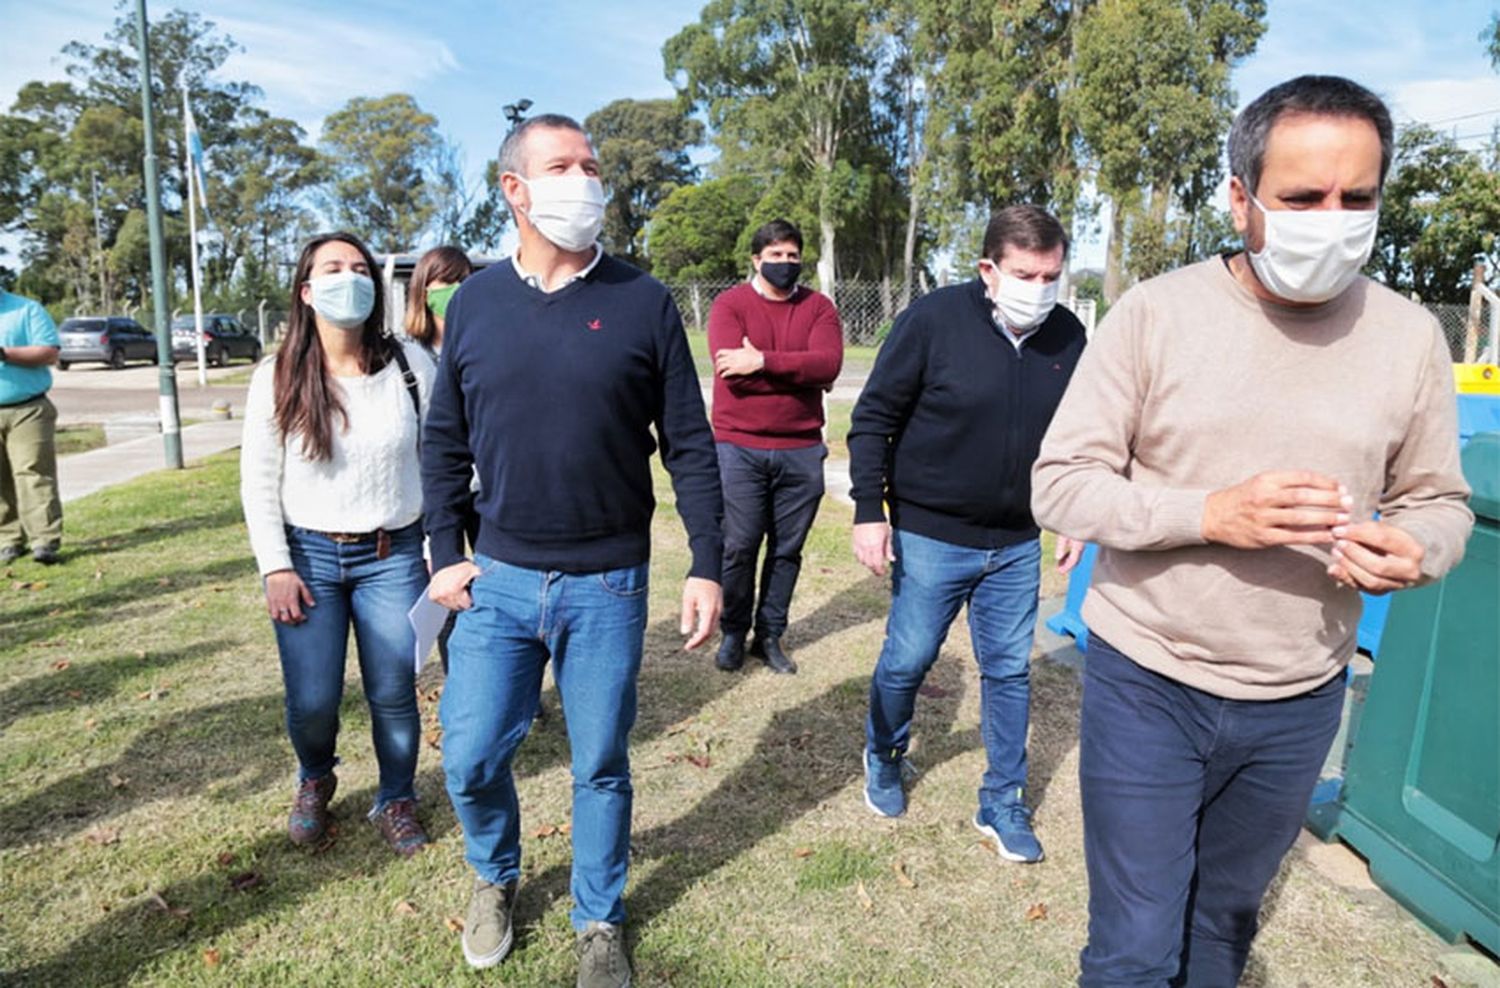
[308,271,375,329]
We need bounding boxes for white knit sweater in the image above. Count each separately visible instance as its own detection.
[239,344,435,575]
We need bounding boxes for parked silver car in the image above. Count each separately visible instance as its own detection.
[170,314,262,366]
[57,316,160,370]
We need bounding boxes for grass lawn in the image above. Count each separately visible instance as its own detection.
[55,424,107,457]
[0,455,1474,986]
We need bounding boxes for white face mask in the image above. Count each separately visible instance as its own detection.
[1246,193,1379,304]
[986,269,1059,331]
[518,175,605,253]
[308,271,375,329]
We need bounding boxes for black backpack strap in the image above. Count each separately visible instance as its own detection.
[388,341,423,457]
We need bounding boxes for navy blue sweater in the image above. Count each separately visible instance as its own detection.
[848,279,1087,548]
[422,254,723,579]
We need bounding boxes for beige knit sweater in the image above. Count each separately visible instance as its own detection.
[1032,257,1473,699]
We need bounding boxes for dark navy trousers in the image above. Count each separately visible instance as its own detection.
[1078,636,1345,987]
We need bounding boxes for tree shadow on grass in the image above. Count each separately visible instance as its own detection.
[0,691,289,850]
[0,637,237,733]
[507,664,969,945]
[64,502,247,557]
[6,770,449,988]
[4,556,257,653]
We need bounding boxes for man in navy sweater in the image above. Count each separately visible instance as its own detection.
[423,114,722,988]
[848,205,1085,863]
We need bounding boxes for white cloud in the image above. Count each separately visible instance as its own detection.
[1392,76,1500,144]
[211,12,460,140]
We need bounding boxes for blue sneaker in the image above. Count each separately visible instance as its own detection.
[974,800,1044,863]
[863,748,907,817]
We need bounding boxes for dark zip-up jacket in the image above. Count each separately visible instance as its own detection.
[422,254,723,579]
[848,279,1086,548]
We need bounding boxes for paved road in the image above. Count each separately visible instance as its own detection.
[47,362,253,427]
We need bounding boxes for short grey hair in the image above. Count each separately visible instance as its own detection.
[1227,75,1394,195]
[496,113,590,178]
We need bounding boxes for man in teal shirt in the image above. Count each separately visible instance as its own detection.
[0,287,63,564]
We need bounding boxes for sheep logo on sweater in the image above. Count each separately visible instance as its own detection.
[587,318,603,331]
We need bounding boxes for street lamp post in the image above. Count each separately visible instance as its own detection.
[133,0,184,468]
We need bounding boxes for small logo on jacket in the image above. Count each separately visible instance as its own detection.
[587,318,603,331]
[1052,363,1062,370]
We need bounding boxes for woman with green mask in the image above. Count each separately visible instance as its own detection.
[404,245,473,358]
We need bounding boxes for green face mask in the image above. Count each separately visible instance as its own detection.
[426,283,459,319]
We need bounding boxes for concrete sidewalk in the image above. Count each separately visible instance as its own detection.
[58,419,244,504]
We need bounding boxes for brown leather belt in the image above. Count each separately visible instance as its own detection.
[313,527,391,559]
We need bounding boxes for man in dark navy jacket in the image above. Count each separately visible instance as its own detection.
[848,205,1086,864]
[422,114,722,988]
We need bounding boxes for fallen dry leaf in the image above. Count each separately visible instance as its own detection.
[84,717,97,730]
[11,580,32,591]
[47,608,64,617]
[202,948,221,967]
[148,891,190,920]
[893,859,917,889]
[1025,902,1048,922]
[976,837,998,855]
[136,687,168,701]
[855,880,874,914]
[108,773,129,789]
[66,689,83,700]
[916,683,951,699]
[424,730,442,750]
[51,659,70,671]
[1431,978,1450,988]
[559,822,572,835]
[684,754,712,769]
[30,580,47,590]
[216,851,236,867]
[444,915,465,934]
[83,825,120,846]
[156,577,171,587]
[227,871,264,892]
[135,649,147,660]
[533,824,559,839]
[664,716,696,736]
[94,569,104,581]
[393,900,419,916]
[793,846,814,859]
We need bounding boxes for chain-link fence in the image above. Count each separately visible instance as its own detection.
[666,278,1099,346]
[1428,301,1497,363]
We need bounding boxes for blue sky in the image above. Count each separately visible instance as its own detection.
[2,0,1497,269]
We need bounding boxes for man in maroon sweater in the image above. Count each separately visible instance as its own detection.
[708,219,844,674]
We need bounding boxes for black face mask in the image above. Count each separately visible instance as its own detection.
[758,261,802,292]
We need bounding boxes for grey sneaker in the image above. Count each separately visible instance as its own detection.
[576,920,631,988]
[462,879,516,969]
[0,544,21,564]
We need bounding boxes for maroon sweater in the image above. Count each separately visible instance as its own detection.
[707,282,844,448]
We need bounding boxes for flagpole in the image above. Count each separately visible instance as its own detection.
[183,85,208,388]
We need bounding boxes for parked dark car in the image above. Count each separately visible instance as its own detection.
[57,316,160,370]
[170,314,261,366]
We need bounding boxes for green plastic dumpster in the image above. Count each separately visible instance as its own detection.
[1307,431,1500,954]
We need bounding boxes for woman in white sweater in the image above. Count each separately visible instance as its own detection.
[240,232,434,857]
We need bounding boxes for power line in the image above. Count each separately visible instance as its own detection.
[1406,106,1500,127]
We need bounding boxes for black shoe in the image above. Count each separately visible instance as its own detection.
[0,545,21,565]
[716,632,746,672]
[31,545,60,566]
[750,636,797,675]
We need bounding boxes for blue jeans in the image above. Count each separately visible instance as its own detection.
[1078,636,1346,987]
[867,529,1041,810]
[717,441,825,638]
[273,522,426,814]
[440,553,649,928]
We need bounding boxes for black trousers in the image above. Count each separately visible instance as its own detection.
[716,441,825,638]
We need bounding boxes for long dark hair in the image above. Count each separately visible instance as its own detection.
[404,245,473,346]
[274,231,393,461]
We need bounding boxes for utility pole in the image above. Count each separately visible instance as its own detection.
[90,171,110,313]
[134,0,183,468]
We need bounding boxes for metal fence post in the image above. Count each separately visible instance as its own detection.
[258,298,268,346]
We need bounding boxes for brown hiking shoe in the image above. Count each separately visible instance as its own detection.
[373,798,428,857]
[287,773,337,845]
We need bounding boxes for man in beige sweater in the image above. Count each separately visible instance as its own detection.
[1032,75,1473,987]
